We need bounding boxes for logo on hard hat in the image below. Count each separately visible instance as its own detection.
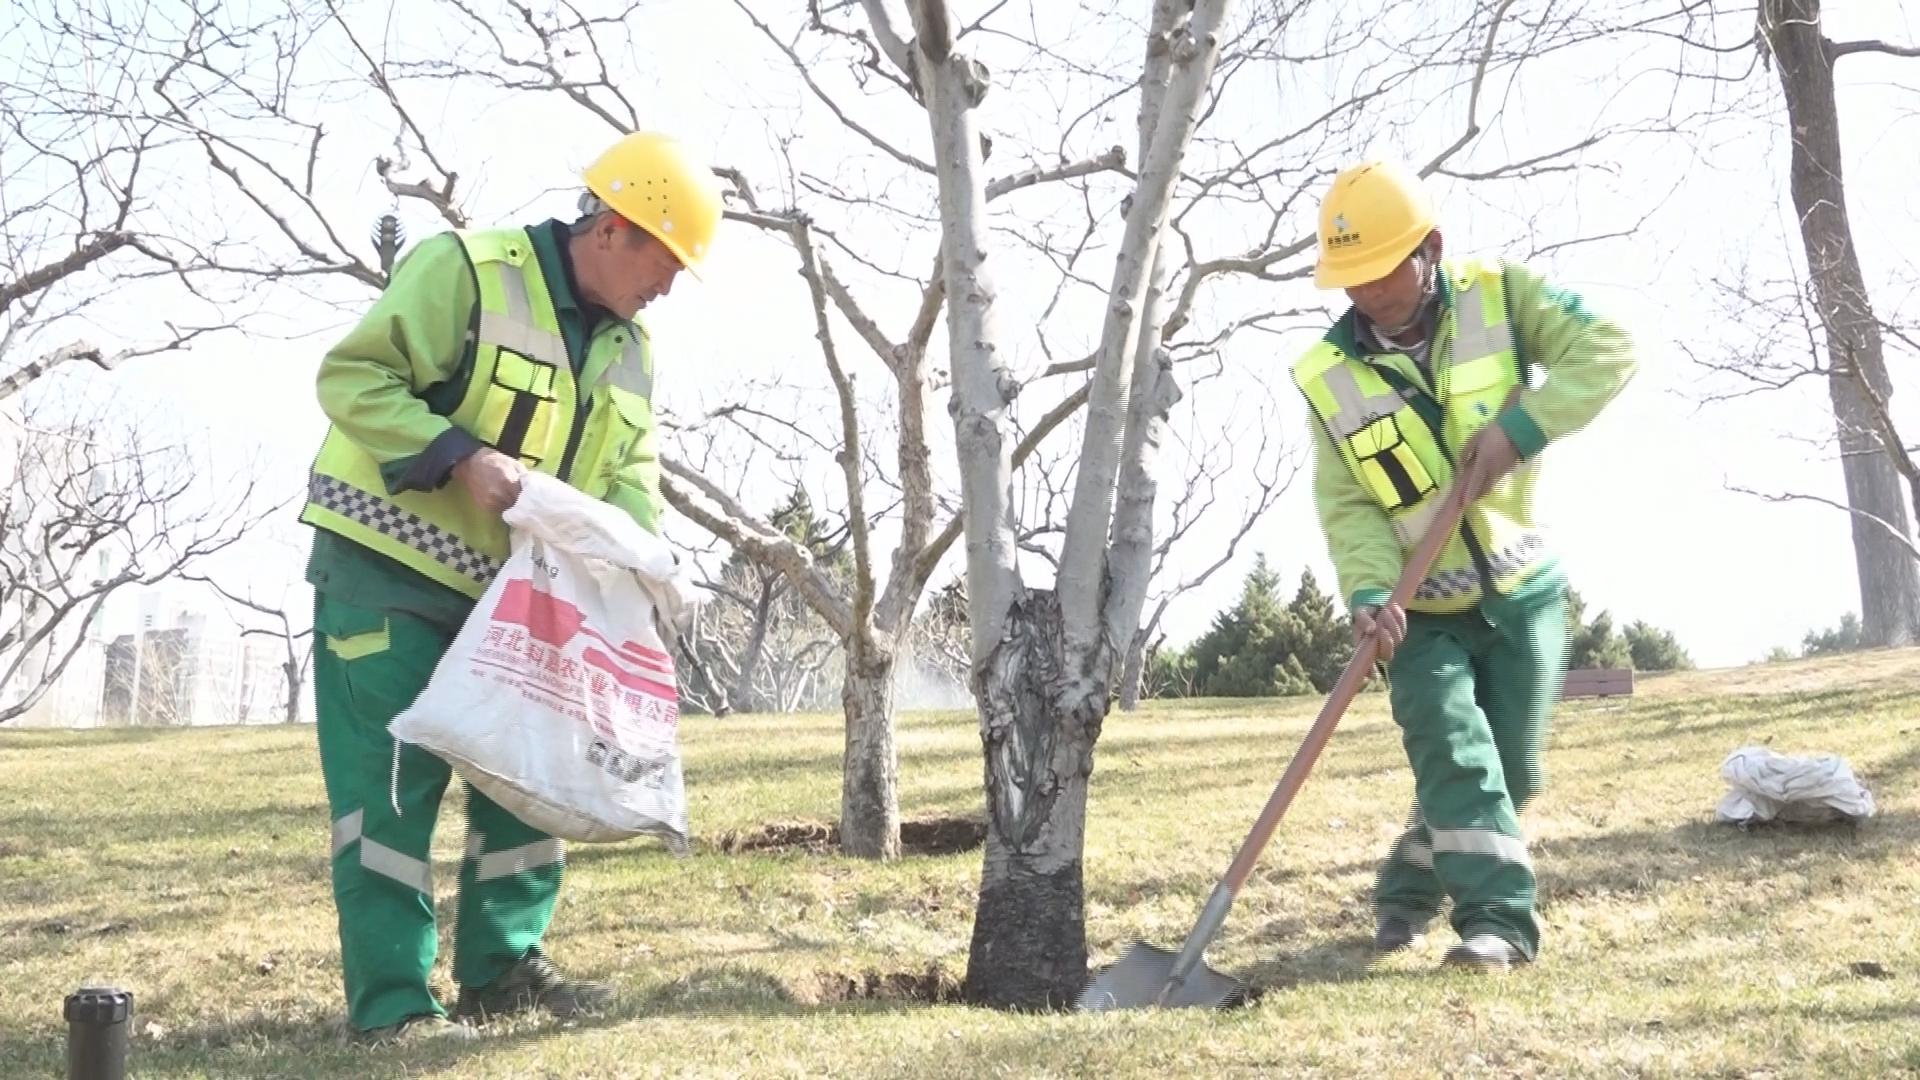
[1326,212,1361,250]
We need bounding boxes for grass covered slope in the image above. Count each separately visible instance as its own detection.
[1,649,1916,1077]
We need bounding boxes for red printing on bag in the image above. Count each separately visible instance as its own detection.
[488,576,680,709]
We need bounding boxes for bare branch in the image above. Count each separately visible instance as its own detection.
[819,258,900,371]
[659,459,854,638]
[787,222,876,632]
[0,233,134,315]
[985,147,1128,199]
[736,0,935,175]
[1728,484,1920,561]
[1,330,220,403]
[856,0,920,82]
[1831,39,1920,60]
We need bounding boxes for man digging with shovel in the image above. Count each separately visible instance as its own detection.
[1294,161,1636,973]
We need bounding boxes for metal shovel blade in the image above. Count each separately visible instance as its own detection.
[1075,941,1246,1012]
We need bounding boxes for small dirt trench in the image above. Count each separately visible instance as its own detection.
[712,815,987,857]
[800,965,966,1005]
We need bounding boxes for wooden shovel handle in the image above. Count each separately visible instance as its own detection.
[1215,474,1475,893]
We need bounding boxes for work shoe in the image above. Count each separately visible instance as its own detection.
[1373,916,1425,956]
[1442,934,1529,974]
[453,945,615,1021]
[353,1013,478,1046]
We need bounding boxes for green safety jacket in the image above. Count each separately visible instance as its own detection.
[1292,256,1636,614]
[302,225,661,604]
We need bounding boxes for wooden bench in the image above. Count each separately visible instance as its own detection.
[1561,667,1634,699]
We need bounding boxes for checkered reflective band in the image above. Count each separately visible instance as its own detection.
[309,473,500,585]
[1415,534,1545,601]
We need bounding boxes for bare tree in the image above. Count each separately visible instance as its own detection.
[187,570,315,726]
[672,485,851,716]
[0,397,267,725]
[0,4,272,726]
[1,4,236,398]
[884,0,1237,1008]
[1117,395,1298,711]
[1614,0,1920,644]
[677,561,846,716]
[1703,266,1920,565]
[1752,0,1920,645]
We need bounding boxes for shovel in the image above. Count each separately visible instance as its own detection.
[1078,475,1478,1012]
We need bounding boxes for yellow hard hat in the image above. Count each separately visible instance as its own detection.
[582,131,725,277]
[1313,160,1436,289]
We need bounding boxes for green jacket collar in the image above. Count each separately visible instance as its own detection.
[526,219,642,349]
[529,219,587,317]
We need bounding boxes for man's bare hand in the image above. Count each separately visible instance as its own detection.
[454,448,526,514]
[1457,421,1521,503]
[1353,603,1408,661]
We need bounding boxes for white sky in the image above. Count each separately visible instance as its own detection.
[13,0,1920,670]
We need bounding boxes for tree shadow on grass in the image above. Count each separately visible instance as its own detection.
[1533,810,1915,906]
[22,1000,660,1080]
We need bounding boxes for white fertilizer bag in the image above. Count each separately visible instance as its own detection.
[391,473,700,849]
[1715,744,1876,826]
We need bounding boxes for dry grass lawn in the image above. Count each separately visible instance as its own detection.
[2,648,1917,1077]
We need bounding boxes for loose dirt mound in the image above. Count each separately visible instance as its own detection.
[714,815,986,856]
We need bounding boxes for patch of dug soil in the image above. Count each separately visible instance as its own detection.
[714,819,836,854]
[900,816,987,855]
[802,964,966,1005]
[714,815,986,856]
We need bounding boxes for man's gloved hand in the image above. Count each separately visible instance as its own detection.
[1353,602,1408,662]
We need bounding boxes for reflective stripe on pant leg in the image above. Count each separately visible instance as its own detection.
[313,591,458,1031]
[453,787,569,989]
[1373,800,1442,926]
[1429,827,1531,869]
[476,839,567,883]
[332,808,435,893]
[461,829,567,881]
[1389,611,1539,957]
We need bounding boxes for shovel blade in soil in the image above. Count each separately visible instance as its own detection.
[1075,941,1245,1011]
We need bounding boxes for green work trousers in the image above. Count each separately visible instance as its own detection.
[313,592,567,1032]
[1371,586,1569,959]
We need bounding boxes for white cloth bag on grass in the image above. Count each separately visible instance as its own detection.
[1714,745,1876,825]
[390,473,697,849]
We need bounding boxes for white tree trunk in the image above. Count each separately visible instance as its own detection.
[1761,0,1920,646]
[903,3,1024,663]
[1103,3,1187,698]
[894,0,1233,1008]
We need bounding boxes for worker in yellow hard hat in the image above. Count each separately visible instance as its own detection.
[1288,160,1636,973]
[298,131,724,1042]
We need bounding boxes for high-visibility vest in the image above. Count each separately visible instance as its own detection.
[1292,259,1546,612]
[301,228,658,598]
